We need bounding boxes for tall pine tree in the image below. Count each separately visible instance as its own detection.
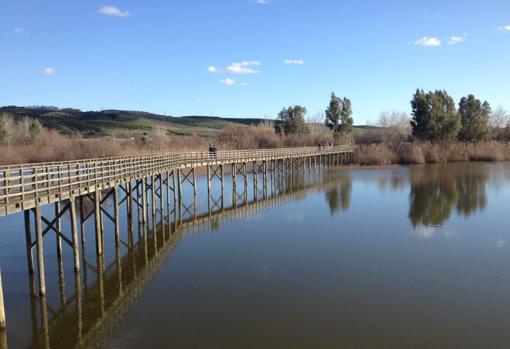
[325,93,353,140]
[410,89,460,142]
[458,94,491,142]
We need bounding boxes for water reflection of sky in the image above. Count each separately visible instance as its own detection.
[2,162,510,348]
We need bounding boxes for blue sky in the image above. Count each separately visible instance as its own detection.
[1,0,509,124]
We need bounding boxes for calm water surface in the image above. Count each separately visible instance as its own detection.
[2,163,510,348]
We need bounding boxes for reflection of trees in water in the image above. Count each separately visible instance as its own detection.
[409,164,488,227]
[325,176,352,215]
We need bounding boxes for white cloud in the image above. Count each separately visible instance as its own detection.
[226,61,261,74]
[413,226,436,239]
[98,6,130,17]
[13,27,23,33]
[208,66,219,73]
[41,67,56,76]
[219,78,236,86]
[251,0,269,4]
[414,36,442,47]
[284,59,305,65]
[448,34,467,45]
[499,25,510,33]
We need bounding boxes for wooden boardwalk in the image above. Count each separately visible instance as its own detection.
[0,145,354,337]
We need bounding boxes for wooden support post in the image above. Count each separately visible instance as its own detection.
[55,201,62,259]
[176,170,182,208]
[232,163,237,193]
[0,267,5,329]
[159,174,165,241]
[172,170,177,221]
[192,168,197,201]
[192,168,198,217]
[127,182,134,247]
[141,177,148,226]
[35,205,46,296]
[253,161,258,194]
[220,164,224,198]
[243,162,247,189]
[79,196,86,250]
[166,172,171,222]
[113,186,120,245]
[151,176,156,229]
[24,210,34,274]
[207,165,211,212]
[153,177,159,249]
[94,189,103,255]
[136,180,142,226]
[69,196,80,272]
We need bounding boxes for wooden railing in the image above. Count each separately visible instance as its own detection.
[0,145,353,216]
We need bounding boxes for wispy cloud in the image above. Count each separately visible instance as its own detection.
[499,24,510,33]
[219,78,236,86]
[41,67,56,76]
[98,6,130,17]
[448,34,467,45]
[208,61,261,74]
[251,0,269,4]
[284,59,305,65]
[414,36,442,47]
[207,66,219,73]
[13,27,23,33]
[227,61,261,74]
[239,82,249,86]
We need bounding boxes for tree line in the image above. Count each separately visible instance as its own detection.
[276,93,353,141]
[411,89,494,142]
[277,89,508,144]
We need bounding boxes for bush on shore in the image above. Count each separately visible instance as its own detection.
[356,141,510,166]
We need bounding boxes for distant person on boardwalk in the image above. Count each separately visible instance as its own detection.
[208,145,214,159]
[212,145,218,159]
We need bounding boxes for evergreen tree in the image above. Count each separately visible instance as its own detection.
[410,89,460,142]
[458,94,491,142]
[325,93,353,140]
[277,105,307,134]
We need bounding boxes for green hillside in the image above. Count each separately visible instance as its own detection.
[0,106,270,139]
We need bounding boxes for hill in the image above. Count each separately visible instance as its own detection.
[0,106,377,140]
[0,106,270,139]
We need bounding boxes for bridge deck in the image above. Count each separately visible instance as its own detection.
[0,146,353,216]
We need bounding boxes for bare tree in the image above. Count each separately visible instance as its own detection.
[377,111,411,144]
[490,107,509,129]
[0,113,15,144]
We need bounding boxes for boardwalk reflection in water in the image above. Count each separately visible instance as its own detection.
[25,170,342,349]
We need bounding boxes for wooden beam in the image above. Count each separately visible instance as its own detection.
[35,204,46,296]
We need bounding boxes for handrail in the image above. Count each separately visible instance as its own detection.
[0,145,353,215]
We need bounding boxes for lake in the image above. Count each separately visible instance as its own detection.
[2,162,510,348]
